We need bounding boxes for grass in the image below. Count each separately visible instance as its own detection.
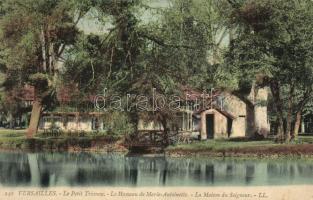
[0,129,26,136]
[166,136,313,157]
[1,129,313,156]
[0,129,122,152]
[0,129,26,144]
[0,129,118,139]
[167,139,277,151]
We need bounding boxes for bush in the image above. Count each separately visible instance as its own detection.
[103,112,134,136]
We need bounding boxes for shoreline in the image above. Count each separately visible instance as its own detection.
[1,139,313,159]
[166,141,313,158]
[1,130,313,158]
[164,147,313,158]
[0,136,128,154]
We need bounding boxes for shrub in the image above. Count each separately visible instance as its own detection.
[103,112,134,136]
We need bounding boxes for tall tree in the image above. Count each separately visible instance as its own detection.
[63,0,218,141]
[220,0,313,141]
[0,0,89,137]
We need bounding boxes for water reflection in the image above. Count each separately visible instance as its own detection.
[245,165,255,184]
[0,152,312,187]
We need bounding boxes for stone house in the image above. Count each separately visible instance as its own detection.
[137,86,270,140]
[21,85,270,139]
[197,87,270,139]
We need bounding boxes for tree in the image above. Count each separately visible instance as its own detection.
[0,0,90,137]
[62,0,219,142]
[220,0,313,142]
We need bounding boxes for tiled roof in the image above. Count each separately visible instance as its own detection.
[21,84,222,104]
[20,85,96,103]
[180,85,220,101]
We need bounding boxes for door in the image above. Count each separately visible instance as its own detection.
[206,114,214,139]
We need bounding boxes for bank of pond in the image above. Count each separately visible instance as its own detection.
[1,130,313,158]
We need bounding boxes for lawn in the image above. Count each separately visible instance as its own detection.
[0,129,122,152]
[166,136,313,157]
[0,129,26,136]
[0,129,26,141]
[1,129,313,157]
[167,139,277,151]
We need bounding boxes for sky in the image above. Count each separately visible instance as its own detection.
[77,0,170,34]
[77,0,230,49]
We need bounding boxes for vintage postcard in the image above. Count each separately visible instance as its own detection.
[0,0,312,199]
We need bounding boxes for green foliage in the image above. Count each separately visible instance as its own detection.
[28,73,49,88]
[221,0,313,137]
[3,0,313,141]
[0,0,86,94]
[62,0,220,132]
[0,0,92,133]
[103,112,134,136]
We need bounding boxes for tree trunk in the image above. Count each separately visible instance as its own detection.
[40,27,47,72]
[285,85,294,142]
[129,111,139,134]
[292,110,302,139]
[7,113,14,129]
[270,81,284,142]
[161,118,169,146]
[27,100,43,138]
[291,88,312,139]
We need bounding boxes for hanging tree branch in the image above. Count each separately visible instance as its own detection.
[138,32,212,50]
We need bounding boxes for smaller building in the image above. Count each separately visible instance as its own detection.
[198,108,235,139]
[39,112,104,132]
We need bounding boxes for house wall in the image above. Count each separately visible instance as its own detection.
[223,94,247,137]
[137,111,194,132]
[40,116,65,130]
[222,87,270,137]
[137,119,163,131]
[39,115,98,132]
[214,111,228,139]
[200,109,228,140]
[77,116,92,131]
[231,117,246,138]
[65,116,77,130]
[223,93,246,116]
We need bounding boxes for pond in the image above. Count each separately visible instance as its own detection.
[0,152,312,187]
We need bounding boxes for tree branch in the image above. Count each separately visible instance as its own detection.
[227,0,241,8]
[231,90,254,108]
[138,32,210,50]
